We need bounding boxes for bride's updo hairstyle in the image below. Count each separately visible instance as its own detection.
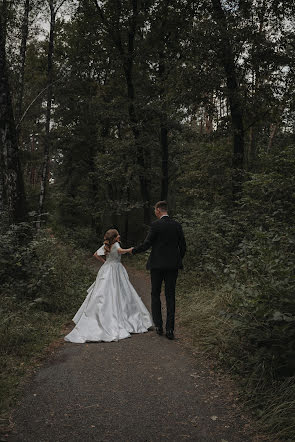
[104,229,119,254]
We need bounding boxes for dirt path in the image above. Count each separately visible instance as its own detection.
[8,267,263,442]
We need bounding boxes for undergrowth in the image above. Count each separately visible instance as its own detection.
[0,220,94,422]
[173,145,295,440]
[177,274,295,440]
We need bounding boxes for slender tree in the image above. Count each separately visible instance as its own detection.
[37,0,66,229]
[0,2,27,223]
[157,3,170,202]
[15,0,30,134]
[210,0,244,199]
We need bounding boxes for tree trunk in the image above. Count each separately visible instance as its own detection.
[2,0,7,48]
[267,123,278,153]
[205,112,213,134]
[158,50,169,201]
[123,2,151,225]
[29,134,36,186]
[89,128,100,232]
[160,123,168,201]
[37,1,55,229]
[123,35,151,223]
[15,0,30,134]
[211,0,244,199]
[0,163,4,214]
[117,121,131,244]
[0,6,27,223]
[247,0,266,168]
[248,126,255,170]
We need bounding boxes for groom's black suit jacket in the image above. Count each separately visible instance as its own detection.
[132,216,186,270]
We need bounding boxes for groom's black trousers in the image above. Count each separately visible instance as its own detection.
[150,269,178,331]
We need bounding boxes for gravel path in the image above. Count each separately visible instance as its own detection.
[8,266,262,442]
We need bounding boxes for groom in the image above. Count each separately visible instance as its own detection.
[132,201,186,340]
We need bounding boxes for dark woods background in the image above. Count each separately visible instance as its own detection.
[0,0,295,438]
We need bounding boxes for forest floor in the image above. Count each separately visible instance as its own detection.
[4,263,270,442]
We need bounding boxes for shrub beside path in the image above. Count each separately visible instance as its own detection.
[8,266,266,442]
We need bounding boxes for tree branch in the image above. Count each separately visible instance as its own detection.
[16,82,57,129]
[55,0,67,14]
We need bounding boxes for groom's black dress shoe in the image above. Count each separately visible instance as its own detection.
[166,330,174,340]
[156,327,163,335]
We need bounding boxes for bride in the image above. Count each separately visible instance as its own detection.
[64,229,152,343]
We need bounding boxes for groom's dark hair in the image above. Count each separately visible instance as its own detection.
[155,201,168,211]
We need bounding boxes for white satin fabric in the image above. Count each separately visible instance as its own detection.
[64,242,153,343]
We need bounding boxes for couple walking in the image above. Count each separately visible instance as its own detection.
[65,201,186,343]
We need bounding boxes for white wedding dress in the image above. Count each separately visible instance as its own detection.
[64,242,153,343]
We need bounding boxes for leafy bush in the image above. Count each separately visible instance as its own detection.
[0,218,95,413]
[0,219,93,311]
[176,144,295,438]
[177,207,240,278]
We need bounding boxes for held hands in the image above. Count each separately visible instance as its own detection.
[128,247,134,254]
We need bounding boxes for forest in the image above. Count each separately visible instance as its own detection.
[0,0,294,439]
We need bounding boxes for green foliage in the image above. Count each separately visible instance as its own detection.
[177,275,295,439]
[176,144,295,438]
[0,220,93,311]
[0,217,95,413]
[177,207,239,279]
[0,298,64,411]
[176,138,233,205]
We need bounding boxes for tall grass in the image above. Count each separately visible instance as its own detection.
[0,222,95,420]
[176,272,295,440]
[0,300,66,411]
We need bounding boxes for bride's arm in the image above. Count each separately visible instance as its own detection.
[93,252,106,263]
[117,247,133,255]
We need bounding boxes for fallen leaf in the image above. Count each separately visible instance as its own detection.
[190,416,199,427]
